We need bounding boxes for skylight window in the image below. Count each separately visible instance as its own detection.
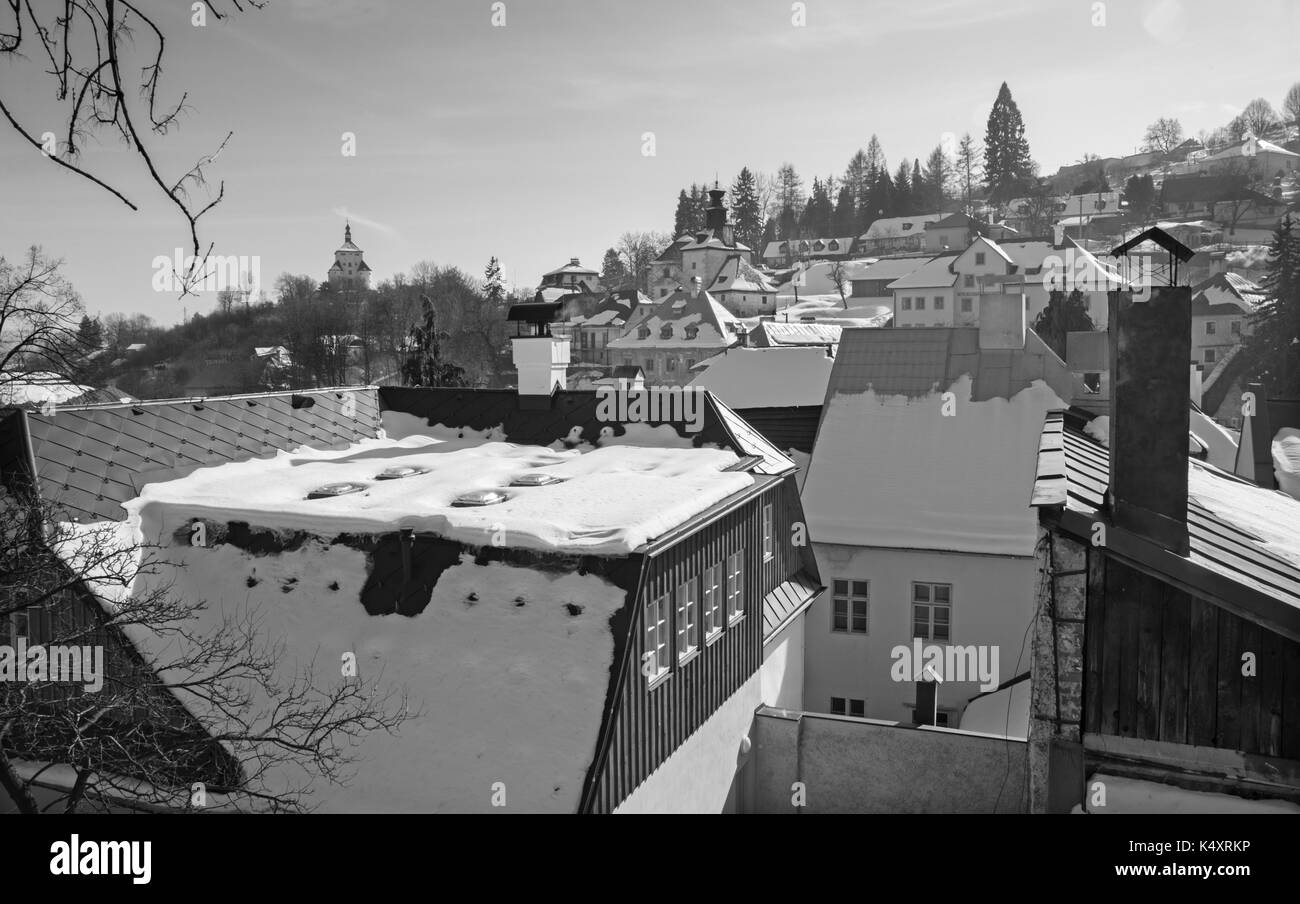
[510,473,564,487]
[376,466,428,480]
[452,489,508,507]
[307,482,368,499]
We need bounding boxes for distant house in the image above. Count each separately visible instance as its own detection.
[846,257,927,300]
[606,280,740,384]
[747,320,842,350]
[537,257,600,302]
[565,290,648,366]
[707,254,778,316]
[923,213,1018,253]
[651,187,756,304]
[1202,138,1300,178]
[1158,174,1285,233]
[1190,272,1263,373]
[760,236,857,268]
[800,304,1086,728]
[858,215,944,255]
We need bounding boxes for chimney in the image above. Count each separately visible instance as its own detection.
[1052,222,1066,246]
[1066,330,1109,415]
[1107,284,1191,554]
[977,292,1026,350]
[689,275,703,299]
[512,334,570,402]
[569,257,581,267]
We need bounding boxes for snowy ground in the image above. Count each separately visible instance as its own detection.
[762,294,893,328]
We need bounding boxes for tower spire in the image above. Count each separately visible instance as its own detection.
[344,221,352,244]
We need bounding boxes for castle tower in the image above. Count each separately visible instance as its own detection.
[327,222,371,290]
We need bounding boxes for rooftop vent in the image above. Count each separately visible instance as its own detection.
[452,489,508,507]
[376,466,428,480]
[307,482,368,500]
[510,473,564,487]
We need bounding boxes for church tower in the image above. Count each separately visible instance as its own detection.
[327,222,371,290]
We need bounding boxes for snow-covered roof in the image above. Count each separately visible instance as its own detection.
[846,257,927,282]
[1203,138,1300,162]
[803,328,1081,555]
[688,346,834,409]
[1191,272,1265,314]
[0,372,95,407]
[542,258,598,278]
[861,214,944,240]
[607,287,738,350]
[886,253,960,290]
[710,255,777,295]
[751,321,843,348]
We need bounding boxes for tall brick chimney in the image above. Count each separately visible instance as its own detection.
[1107,285,1192,554]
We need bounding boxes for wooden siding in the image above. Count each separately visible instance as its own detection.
[1085,553,1300,760]
[582,477,810,812]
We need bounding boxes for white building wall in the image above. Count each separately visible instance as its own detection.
[760,616,805,710]
[803,544,1037,726]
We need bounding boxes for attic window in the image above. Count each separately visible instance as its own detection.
[685,326,699,340]
[660,325,673,339]
[638,327,651,340]
[902,223,914,231]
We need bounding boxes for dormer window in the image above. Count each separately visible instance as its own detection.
[716,274,727,284]
[902,222,914,231]
[685,326,699,340]
[660,325,673,339]
[638,326,651,340]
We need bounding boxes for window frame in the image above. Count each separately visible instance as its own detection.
[676,579,700,664]
[644,593,671,686]
[725,550,744,623]
[702,562,724,641]
[761,503,774,562]
[911,581,953,643]
[830,579,869,635]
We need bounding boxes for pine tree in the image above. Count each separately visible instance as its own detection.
[672,189,694,237]
[76,315,103,352]
[1247,215,1300,394]
[1033,289,1095,360]
[776,163,805,239]
[483,256,505,305]
[859,136,887,230]
[923,145,952,212]
[730,167,764,252]
[832,182,856,236]
[893,162,913,216]
[911,159,924,211]
[984,82,1034,204]
[799,177,833,238]
[600,247,628,289]
[402,295,467,388]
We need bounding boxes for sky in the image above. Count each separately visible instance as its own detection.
[1,0,1297,325]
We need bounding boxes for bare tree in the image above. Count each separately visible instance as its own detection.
[1238,98,1279,139]
[617,232,671,294]
[1143,116,1184,154]
[1284,82,1300,133]
[0,1,265,295]
[827,259,850,310]
[0,248,86,390]
[0,481,410,813]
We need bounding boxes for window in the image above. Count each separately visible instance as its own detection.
[676,580,699,661]
[686,358,696,369]
[644,358,655,373]
[725,551,743,621]
[660,289,668,297]
[644,594,671,682]
[934,297,944,310]
[1205,321,1217,335]
[1230,320,1242,336]
[975,252,986,265]
[912,582,951,641]
[964,274,976,288]
[916,298,926,310]
[661,325,673,339]
[622,354,633,366]
[762,504,774,561]
[960,297,973,313]
[702,563,724,638]
[901,297,912,310]
[685,326,698,340]
[831,580,869,634]
[830,697,865,717]
[638,326,651,339]
[1205,348,1217,364]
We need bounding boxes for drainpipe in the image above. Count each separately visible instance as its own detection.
[794,712,805,815]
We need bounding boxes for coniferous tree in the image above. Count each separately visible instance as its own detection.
[1033,288,1095,360]
[984,82,1034,204]
[672,189,694,237]
[730,167,765,253]
[799,177,833,238]
[599,248,628,289]
[402,295,467,388]
[482,256,505,306]
[893,162,913,216]
[1246,215,1300,394]
[859,136,887,230]
[956,133,982,213]
[76,314,103,352]
[832,182,857,236]
[911,159,924,211]
[923,145,952,212]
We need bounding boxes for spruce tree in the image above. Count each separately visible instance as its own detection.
[730,167,764,252]
[832,182,856,236]
[924,145,952,213]
[1033,288,1095,360]
[1247,215,1300,394]
[911,159,924,211]
[893,162,913,216]
[402,295,467,388]
[673,189,694,237]
[600,248,628,289]
[482,256,505,305]
[984,82,1034,204]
